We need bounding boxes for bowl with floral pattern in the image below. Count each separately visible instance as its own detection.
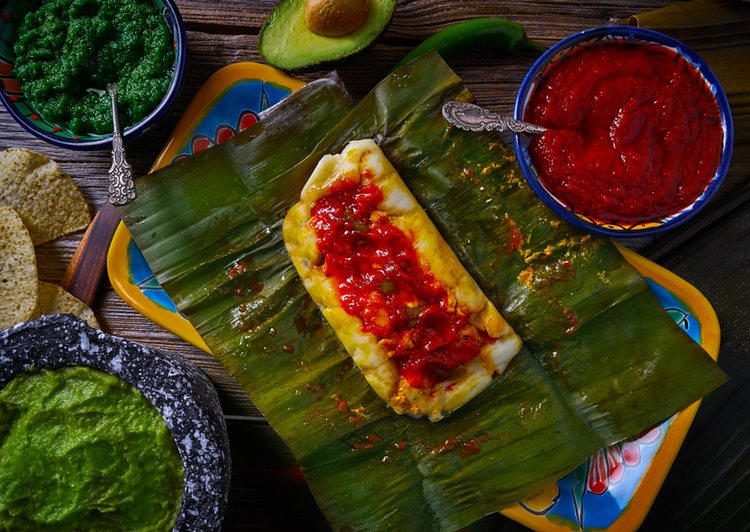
[0,0,186,150]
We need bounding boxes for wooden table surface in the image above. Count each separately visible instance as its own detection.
[2,1,748,530]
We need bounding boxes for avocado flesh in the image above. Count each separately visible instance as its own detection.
[260,0,395,70]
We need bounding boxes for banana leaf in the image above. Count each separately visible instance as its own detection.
[120,53,726,530]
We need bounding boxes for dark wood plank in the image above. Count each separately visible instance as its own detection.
[222,418,329,530]
[640,197,750,532]
[173,0,670,41]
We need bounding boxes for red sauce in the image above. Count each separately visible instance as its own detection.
[310,179,489,389]
[459,439,482,457]
[350,433,383,452]
[433,438,459,455]
[227,260,249,279]
[525,41,723,222]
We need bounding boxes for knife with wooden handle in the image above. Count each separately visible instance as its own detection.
[60,202,121,307]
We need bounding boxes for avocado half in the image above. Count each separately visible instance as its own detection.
[259,0,396,71]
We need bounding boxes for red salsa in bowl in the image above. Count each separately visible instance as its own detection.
[514,27,733,236]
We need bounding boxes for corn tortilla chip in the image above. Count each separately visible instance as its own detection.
[0,148,90,245]
[0,205,38,329]
[33,281,100,329]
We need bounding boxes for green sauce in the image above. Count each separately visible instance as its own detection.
[0,366,184,530]
[13,0,175,135]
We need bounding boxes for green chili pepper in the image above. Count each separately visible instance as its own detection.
[392,17,544,71]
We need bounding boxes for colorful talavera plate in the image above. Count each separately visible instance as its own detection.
[107,63,305,352]
[502,245,720,530]
[107,62,720,531]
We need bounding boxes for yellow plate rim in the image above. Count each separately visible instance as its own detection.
[107,62,305,354]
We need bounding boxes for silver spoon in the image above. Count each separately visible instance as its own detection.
[106,83,136,205]
[442,101,547,135]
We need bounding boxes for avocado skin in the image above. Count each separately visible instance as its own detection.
[259,0,396,71]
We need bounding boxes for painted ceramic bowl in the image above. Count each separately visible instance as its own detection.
[514,26,733,237]
[0,0,187,150]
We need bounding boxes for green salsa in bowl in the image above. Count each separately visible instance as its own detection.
[0,315,232,531]
[0,366,184,530]
[0,0,187,149]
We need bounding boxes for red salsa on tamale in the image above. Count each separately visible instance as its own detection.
[283,140,522,421]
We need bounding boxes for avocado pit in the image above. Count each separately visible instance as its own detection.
[304,0,370,37]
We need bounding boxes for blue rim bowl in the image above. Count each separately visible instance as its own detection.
[0,0,187,150]
[513,26,733,238]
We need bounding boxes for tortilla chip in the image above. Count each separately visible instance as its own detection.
[0,205,38,329]
[0,148,91,245]
[34,281,100,329]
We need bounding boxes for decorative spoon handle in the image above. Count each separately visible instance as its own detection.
[442,101,547,135]
[107,83,136,206]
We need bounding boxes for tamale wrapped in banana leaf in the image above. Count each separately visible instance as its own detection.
[283,138,524,422]
[120,53,726,530]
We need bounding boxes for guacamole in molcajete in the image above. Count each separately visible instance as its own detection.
[0,366,183,530]
[13,0,175,135]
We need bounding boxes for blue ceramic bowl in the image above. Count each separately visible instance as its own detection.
[0,0,187,150]
[514,26,733,237]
